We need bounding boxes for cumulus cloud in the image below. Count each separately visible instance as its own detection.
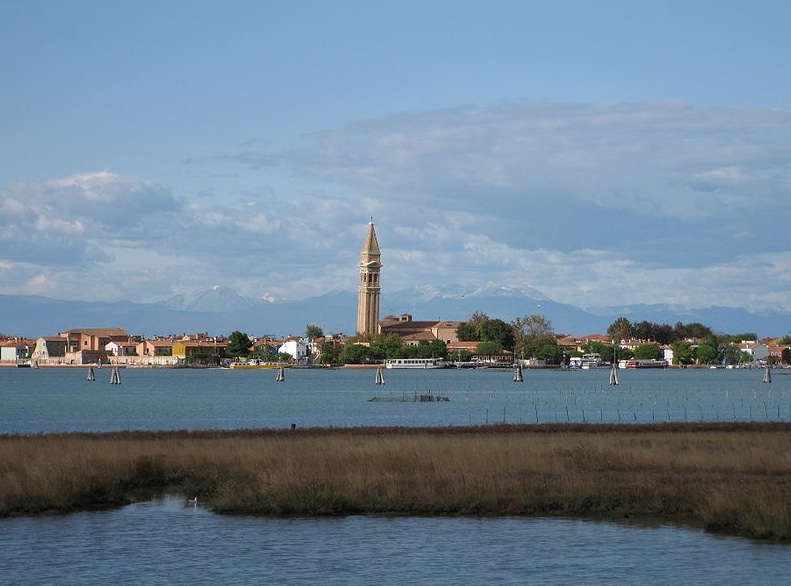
[0,171,182,263]
[260,100,791,311]
[2,101,790,314]
[0,172,184,293]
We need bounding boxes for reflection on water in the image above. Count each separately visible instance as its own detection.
[1,496,788,586]
[1,367,789,433]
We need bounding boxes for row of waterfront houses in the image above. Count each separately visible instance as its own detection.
[378,314,791,365]
[2,318,789,368]
[0,328,317,367]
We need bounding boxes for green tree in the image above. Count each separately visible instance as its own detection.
[581,340,612,356]
[452,349,473,363]
[340,344,370,364]
[671,340,695,365]
[607,317,634,342]
[467,311,489,326]
[633,344,661,360]
[674,322,713,340]
[632,320,674,343]
[512,314,553,355]
[522,341,564,364]
[369,334,403,359]
[318,342,342,365]
[722,332,757,343]
[475,341,503,355]
[478,318,515,350]
[695,344,719,365]
[305,324,324,340]
[226,331,253,358]
[513,314,553,340]
[422,340,448,359]
[723,345,751,365]
[456,322,478,342]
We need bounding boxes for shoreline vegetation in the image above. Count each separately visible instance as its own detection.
[2,422,790,542]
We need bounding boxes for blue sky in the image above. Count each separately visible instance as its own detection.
[2,1,790,319]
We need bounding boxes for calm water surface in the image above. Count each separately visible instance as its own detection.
[1,496,789,586]
[2,367,790,583]
[1,366,789,433]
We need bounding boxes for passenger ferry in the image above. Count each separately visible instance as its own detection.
[384,358,447,369]
[625,359,669,369]
[229,359,288,370]
[568,353,609,369]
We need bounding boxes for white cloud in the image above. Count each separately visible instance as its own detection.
[1,101,790,316]
[287,101,791,221]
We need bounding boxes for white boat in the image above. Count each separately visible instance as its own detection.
[625,359,669,369]
[385,358,447,369]
[229,360,286,370]
[569,353,609,369]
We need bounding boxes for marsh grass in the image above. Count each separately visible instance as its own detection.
[1,423,790,541]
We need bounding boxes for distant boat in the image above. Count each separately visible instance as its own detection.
[625,359,669,369]
[275,366,285,382]
[375,367,385,385]
[763,367,772,384]
[513,363,523,382]
[229,360,285,369]
[569,353,608,369]
[385,358,447,369]
[86,367,95,381]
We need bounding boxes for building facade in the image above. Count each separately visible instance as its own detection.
[356,221,382,336]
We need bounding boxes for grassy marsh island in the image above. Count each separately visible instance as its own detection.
[2,422,790,541]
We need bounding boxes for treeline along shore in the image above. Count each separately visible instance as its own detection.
[2,422,790,541]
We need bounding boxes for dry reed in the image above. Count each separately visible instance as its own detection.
[1,423,790,541]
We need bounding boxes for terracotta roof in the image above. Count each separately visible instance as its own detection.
[402,332,438,342]
[447,341,479,350]
[142,339,175,347]
[62,327,130,337]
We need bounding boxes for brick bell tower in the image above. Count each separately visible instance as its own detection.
[356,221,382,336]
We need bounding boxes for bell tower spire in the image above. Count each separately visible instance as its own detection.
[357,221,382,336]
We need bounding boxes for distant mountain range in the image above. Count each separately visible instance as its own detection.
[1,285,789,339]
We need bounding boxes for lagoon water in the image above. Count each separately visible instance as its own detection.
[2,366,790,584]
[1,365,790,433]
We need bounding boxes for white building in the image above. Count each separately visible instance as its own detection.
[739,342,769,362]
[278,338,308,362]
